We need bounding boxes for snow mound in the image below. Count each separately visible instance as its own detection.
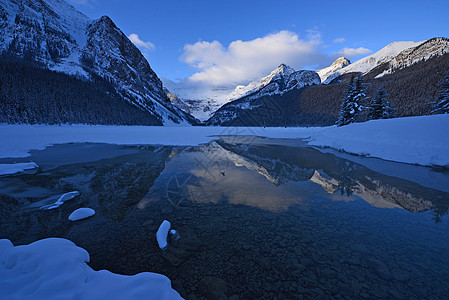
[0,162,38,176]
[0,238,182,299]
[68,207,96,221]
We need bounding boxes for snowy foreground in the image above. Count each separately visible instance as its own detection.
[1,114,448,168]
[0,238,182,300]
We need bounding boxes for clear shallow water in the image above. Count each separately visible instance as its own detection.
[1,138,449,299]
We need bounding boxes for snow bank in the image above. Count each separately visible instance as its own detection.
[0,114,447,167]
[0,238,182,300]
[68,207,95,221]
[308,114,449,168]
[0,162,38,175]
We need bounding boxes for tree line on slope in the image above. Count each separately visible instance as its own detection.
[0,57,162,125]
[338,65,449,126]
[432,71,449,114]
[337,76,396,126]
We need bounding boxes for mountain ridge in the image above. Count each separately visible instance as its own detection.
[0,0,197,125]
[205,49,449,127]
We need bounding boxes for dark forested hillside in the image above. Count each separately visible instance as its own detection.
[207,53,449,127]
[0,58,162,125]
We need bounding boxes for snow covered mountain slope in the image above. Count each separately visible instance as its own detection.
[206,65,320,125]
[229,64,320,103]
[374,37,449,78]
[245,69,320,101]
[230,64,296,100]
[317,57,350,83]
[0,0,196,125]
[322,41,425,84]
[0,0,90,76]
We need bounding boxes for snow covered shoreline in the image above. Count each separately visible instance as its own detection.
[0,114,448,168]
[307,114,449,168]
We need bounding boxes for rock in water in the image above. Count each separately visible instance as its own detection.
[366,257,392,280]
[68,208,96,221]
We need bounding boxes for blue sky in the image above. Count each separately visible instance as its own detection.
[69,0,449,87]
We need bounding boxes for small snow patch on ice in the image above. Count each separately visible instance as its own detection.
[40,191,80,210]
[68,207,95,221]
[156,220,171,250]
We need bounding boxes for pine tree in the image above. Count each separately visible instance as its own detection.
[367,86,396,120]
[336,75,366,126]
[432,72,449,114]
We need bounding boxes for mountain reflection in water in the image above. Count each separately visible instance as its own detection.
[141,137,448,219]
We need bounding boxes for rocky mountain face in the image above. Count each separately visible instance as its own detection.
[164,88,191,114]
[0,0,196,125]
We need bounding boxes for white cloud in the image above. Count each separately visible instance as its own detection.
[181,30,326,87]
[334,47,372,59]
[333,37,346,43]
[306,28,322,41]
[128,33,156,51]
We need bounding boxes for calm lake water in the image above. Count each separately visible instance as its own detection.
[1,136,449,299]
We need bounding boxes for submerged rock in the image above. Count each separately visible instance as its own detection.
[366,257,392,280]
[198,276,228,300]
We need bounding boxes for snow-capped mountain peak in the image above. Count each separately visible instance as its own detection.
[230,63,297,101]
[255,63,296,87]
[317,57,350,82]
[206,66,321,125]
[350,41,424,72]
